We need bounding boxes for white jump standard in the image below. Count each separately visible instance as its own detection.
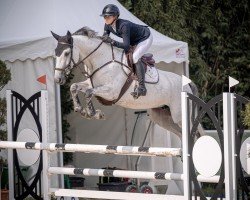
[5,89,250,199]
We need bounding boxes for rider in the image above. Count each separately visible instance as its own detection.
[100,4,153,98]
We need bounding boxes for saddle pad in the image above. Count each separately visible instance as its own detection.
[145,66,159,84]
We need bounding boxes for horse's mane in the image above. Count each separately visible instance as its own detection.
[73,26,99,38]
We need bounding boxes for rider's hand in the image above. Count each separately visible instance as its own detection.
[102,35,114,44]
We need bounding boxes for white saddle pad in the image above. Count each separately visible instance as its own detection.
[145,66,159,84]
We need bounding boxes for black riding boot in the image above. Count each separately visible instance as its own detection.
[131,59,147,98]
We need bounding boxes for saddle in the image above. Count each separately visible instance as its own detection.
[141,53,156,66]
[126,47,155,72]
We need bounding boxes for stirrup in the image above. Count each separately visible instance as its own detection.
[131,87,147,99]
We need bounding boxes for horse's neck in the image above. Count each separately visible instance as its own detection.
[73,36,125,72]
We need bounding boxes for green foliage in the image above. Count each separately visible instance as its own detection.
[243,103,250,128]
[0,60,11,141]
[119,0,250,100]
[60,74,74,164]
[0,98,7,140]
[0,60,11,91]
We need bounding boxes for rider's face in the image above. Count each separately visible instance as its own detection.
[104,15,117,25]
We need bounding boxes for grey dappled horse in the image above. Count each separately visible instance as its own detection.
[52,27,201,139]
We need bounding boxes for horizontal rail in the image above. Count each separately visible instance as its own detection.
[0,141,181,157]
[50,188,186,200]
[49,167,184,181]
[48,167,221,183]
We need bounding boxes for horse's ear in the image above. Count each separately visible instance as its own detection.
[51,31,60,41]
[67,31,72,38]
[67,31,72,43]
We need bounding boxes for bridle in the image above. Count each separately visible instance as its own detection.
[54,37,132,87]
[54,40,103,77]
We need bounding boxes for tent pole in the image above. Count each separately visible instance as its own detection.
[54,58,64,189]
[123,108,130,170]
[183,61,189,78]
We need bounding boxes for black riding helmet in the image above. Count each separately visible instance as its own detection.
[100,4,120,17]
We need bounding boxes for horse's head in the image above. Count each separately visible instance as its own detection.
[51,31,79,85]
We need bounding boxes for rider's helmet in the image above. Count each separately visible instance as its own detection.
[100,4,120,17]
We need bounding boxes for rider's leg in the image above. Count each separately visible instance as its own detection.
[131,59,147,97]
[131,34,153,98]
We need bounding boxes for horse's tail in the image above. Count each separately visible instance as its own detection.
[189,82,206,137]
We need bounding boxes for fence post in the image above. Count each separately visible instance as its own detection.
[6,90,14,200]
[230,93,237,199]
[182,92,191,200]
[41,90,50,199]
[223,92,237,199]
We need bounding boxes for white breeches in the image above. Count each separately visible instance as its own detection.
[133,33,153,63]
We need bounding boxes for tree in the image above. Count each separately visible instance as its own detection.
[243,103,250,128]
[0,60,11,140]
[60,73,74,164]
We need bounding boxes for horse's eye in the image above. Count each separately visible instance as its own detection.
[65,52,70,56]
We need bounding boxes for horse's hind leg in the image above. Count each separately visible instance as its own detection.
[84,89,105,120]
[148,107,182,139]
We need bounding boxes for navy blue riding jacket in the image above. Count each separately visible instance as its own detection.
[103,19,150,53]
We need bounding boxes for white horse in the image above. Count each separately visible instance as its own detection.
[52,27,199,139]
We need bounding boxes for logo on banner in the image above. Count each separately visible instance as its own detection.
[175,48,185,58]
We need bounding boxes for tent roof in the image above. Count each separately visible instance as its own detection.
[0,0,188,63]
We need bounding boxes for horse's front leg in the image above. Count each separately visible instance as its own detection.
[70,80,95,119]
[85,85,114,120]
[70,80,91,111]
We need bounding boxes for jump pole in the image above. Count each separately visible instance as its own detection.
[50,188,186,200]
[0,141,181,157]
[48,167,221,183]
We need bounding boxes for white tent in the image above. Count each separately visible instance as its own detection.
[0,0,188,195]
[0,0,189,72]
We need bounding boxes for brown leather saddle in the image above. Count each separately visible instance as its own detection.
[126,47,155,73]
[141,53,156,66]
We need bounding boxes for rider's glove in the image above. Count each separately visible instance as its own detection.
[102,35,114,44]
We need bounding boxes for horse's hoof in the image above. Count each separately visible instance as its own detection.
[80,108,91,119]
[94,109,105,120]
[74,106,82,112]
